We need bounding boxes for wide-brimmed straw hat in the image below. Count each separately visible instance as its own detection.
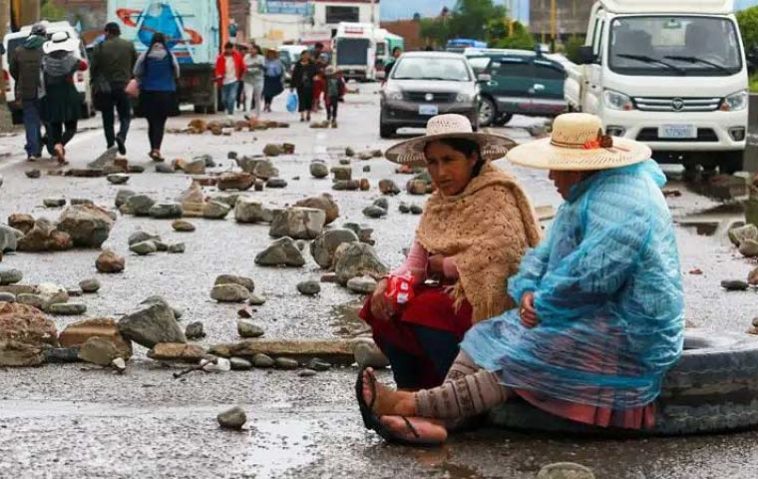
[385,114,516,166]
[43,31,78,54]
[507,113,651,171]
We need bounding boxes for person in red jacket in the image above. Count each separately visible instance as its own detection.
[215,42,245,116]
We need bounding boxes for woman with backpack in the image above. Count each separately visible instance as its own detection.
[133,33,180,162]
[41,32,89,166]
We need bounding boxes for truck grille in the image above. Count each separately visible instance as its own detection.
[636,128,718,142]
[403,92,457,103]
[633,97,722,112]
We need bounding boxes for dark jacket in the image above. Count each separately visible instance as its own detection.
[9,36,45,101]
[290,61,317,90]
[92,36,137,84]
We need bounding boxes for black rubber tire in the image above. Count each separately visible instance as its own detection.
[478,96,496,127]
[719,151,744,175]
[496,113,514,126]
[488,330,758,436]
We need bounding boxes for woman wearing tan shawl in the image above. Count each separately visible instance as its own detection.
[359,114,541,390]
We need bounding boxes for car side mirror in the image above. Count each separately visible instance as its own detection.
[477,73,492,82]
[578,46,598,65]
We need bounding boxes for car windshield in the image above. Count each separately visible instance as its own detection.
[392,57,471,81]
[608,16,742,76]
[467,56,491,74]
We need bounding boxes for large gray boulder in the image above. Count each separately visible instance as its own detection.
[310,229,359,269]
[123,194,156,216]
[333,242,388,285]
[149,203,183,219]
[118,303,186,349]
[57,204,115,248]
[254,237,305,267]
[269,207,326,240]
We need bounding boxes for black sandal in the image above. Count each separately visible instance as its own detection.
[355,368,441,447]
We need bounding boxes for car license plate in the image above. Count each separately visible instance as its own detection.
[658,124,697,139]
[419,104,439,116]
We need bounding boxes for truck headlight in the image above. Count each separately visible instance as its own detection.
[721,90,748,112]
[603,90,634,111]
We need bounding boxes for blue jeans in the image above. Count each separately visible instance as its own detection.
[222,82,239,115]
[22,100,42,157]
[381,325,460,389]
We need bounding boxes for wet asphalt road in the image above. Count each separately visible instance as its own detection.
[1,84,757,478]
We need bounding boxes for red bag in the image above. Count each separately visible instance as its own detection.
[385,274,415,308]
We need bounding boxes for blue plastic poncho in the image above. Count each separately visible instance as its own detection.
[461,160,684,410]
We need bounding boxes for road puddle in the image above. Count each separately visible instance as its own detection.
[237,418,318,478]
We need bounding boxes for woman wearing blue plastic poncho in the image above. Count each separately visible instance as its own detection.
[355,113,685,446]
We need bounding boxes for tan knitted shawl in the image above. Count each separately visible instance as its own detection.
[416,163,542,323]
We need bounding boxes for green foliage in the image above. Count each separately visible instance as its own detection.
[41,0,67,22]
[750,73,758,93]
[492,21,535,50]
[420,0,507,46]
[564,35,586,64]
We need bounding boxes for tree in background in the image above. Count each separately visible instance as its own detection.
[492,21,535,50]
[563,35,586,63]
[420,0,507,47]
[738,6,758,70]
[41,0,67,22]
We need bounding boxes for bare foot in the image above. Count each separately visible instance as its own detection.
[362,368,416,416]
[379,416,447,445]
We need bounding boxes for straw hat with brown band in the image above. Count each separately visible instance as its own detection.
[384,114,517,167]
[507,113,651,171]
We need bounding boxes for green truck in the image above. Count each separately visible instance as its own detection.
[466,49,568,126]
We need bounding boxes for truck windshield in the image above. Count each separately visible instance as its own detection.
[336,38,370,65]
[608,16,742,76]
[392,57,472,81]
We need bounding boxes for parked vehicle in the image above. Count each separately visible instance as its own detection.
[106,0,231,113]
[565,0,748,173]
[2,21,94,124]
[466,49,567,126]
[379,51,480,138]
[374,28,404,80]
[446,38,487,53]
[334,22,376,81]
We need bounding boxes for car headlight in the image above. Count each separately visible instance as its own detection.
[456,93,474,102]
[383,89,403,101]
[721,90,748,112]
[603,90,634,111]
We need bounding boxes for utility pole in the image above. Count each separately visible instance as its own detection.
[550,0,557,42]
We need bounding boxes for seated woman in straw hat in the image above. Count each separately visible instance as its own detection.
[359,114,542,391]
[356,113,684,445]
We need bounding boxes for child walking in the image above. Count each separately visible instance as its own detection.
[325,66,346,128]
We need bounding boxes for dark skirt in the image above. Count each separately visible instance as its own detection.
[42,82,81,123]
[139,90,177,118]
[296,86,313,112]
[263,75,284,100]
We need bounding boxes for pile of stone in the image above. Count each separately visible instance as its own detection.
[177,118,290,135]
[211,275,255,303]
[729,224,758,258]
[127,229,185,256]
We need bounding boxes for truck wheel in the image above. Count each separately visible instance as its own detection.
[489,330,758,436]
[496,113,514,126]
[380,122,396,139]
[720,151,744,175]
[479,97,496,127]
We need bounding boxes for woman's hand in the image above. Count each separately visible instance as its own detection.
[428,255,446,275]
[520,292,539,328]
[370,278,395,322]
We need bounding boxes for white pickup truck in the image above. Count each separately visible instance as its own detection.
[565,0,748,174]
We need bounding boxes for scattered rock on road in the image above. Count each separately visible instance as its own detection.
[237,318,264,338]
[0,269,23,285]
[43,198,66,208]
[269,207,326,240]
[56,204,115,249]
[211,284,250,303]
[379,179,400,195]
[353,340,389,369]
[96,249,125,274]
[231,357,253,370]
[48,303,87,316]
[107,174,130,185]
[218,171,255,191]
[147,342,206,362]
[215,275,255,292]
[294,194,340,225]
[123,194,156,216]
[266,178,287,189]
[234,198,266,224]
[130,241,158,256]
[333,242,388,285]
[79,278,101,293]
[17,219,73,252]
[347,276,377,294]
[185,321,206,340]
[59,317,132,360]
[78,336,123,366]
[363,205,386,219]
[275,357,299,370]
[255,237,305,267]
[331,166,352,181]
[728,224,758,247]
[115,189,135,208]
[118,303,186,349]
[297,280,321,296]
[740,239,758,258]
[202,201,231,220]
[149,202,183,219]
[248,294,267,306]
[721,280,749,291]
[310,161,329,179]
[172,220,195,232]
[253,353,275,368]
[25,169,41,179]
[217,406,247,430]
[310,229,359,269]
[8,213,35,234]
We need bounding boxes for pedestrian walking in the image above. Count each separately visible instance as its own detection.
[290,50,317,122]
[133,33,179,162]
[263,49,284,113]
[215,42,245,117]
[41,32,89,166]
[243,44,265,118]
[9,22,47,161]
[91,22,138,157]
[384,46,402,80]
[324,66,345,128]
[311,53,328,112]
[235,43,248,111]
